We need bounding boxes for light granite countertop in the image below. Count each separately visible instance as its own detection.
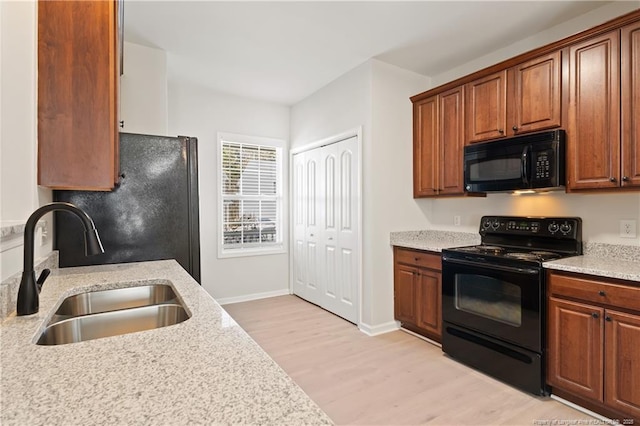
[390,230,480,252]
[543,256,640,283]
[391,230,640,283]
[0,260,332,425]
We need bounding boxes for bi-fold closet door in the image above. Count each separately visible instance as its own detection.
[292,136,359,324]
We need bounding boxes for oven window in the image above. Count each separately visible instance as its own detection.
[469,158,521,181]
[454,274,522,327]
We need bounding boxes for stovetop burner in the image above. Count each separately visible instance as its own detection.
[443,216,583,265]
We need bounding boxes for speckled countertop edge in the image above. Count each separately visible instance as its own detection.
[391,229,640,283]
[0,220,45,240]
[0,260,332,425]
[390,230,480,252]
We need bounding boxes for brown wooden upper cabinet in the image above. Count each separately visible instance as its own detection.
[466,51,561,144]
[622,20,640,188]
[566,22,640,191]
[38,0,121,191]
[413,86,465,197]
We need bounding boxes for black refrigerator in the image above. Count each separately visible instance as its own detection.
[54,133,201,283]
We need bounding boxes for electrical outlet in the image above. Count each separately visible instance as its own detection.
[619,220,637,238]
[453,216,461,226]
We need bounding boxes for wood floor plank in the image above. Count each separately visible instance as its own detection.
[223,295,596,425]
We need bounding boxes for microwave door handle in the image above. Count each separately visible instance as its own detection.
[521,146,530,185]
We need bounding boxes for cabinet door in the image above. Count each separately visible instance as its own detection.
[547,297,604,401]
[621,21,640,188]
[416,268,442,340]
[38,0,119,190]
[509,51,561,135]
[394,264,417,324]
[566,31,620,190]
[439,86,465,195]
[604,310,640,419]
[465,70,507,143]
[413,96,438,197]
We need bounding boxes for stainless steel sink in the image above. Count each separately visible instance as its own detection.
[36,283,190,345]
[37,304,189,345]
[53,284,179,317]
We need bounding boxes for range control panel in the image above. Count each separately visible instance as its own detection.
[480,216,582,238]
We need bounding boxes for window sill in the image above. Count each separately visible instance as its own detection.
[218,246,287,259]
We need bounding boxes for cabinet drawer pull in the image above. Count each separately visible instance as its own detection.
[598,290,606,296]
[414,258,419,262]
[591,312,599,319]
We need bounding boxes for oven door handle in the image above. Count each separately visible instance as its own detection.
[442,256,540,275]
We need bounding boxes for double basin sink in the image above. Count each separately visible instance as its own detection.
[37,282,190,345]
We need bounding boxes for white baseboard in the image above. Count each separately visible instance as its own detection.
[216,289,291,306]
[358,320,400,336]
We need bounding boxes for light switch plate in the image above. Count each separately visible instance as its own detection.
[619,220,637,238]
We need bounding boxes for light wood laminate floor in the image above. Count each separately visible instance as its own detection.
[223,295,596,425]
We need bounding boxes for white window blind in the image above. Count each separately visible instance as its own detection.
[220,136,283,255]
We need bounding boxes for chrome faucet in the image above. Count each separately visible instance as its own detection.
[17,202,104,316]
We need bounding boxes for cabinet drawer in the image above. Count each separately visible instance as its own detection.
[394,247,441,270]
[549,272,640,312]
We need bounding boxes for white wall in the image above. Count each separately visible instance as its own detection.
[167,79,290,302]
[368,60,431,327]
[432,1,640,87]
[290,59,430,331]
[0,1,52,282]
[120,42,168,136]
[418,1,640,246]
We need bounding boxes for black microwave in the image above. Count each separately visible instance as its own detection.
[463,130,565,193]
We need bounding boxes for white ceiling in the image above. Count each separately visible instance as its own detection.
[124,1,612,106]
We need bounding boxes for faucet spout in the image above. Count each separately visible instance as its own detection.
[16,202,104,316]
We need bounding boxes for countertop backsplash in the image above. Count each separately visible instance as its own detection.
[0,251,58,322]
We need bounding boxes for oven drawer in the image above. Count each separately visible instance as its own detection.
[394,247,441,270]
[548,272,640,312]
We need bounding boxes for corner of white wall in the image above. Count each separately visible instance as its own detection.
[120,42,169,136]
[0,0,51,281]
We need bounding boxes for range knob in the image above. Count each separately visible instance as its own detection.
[560,222,572,235]
[482,219,492,230]
[548,222,559,234]
[491,220,500,230]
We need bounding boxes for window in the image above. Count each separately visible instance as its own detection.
[218,133,285,257]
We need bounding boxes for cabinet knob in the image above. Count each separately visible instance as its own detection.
[498,129,504,134]
[591,312,600,319]
[512,125,519,131]
[609,177,617,183]
[605,316,612,322]
[622,176,629,182]
[598,290,606,296]
[414,257,419,262]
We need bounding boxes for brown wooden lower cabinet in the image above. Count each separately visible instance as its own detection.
[393,247,442,342]
[547,271,640,421]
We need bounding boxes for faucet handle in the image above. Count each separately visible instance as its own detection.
[36,269,51,292]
